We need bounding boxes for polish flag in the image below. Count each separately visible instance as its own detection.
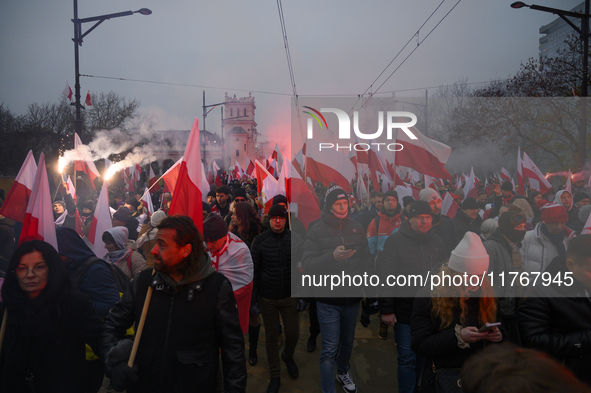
[581,209,591,235]
[500,167,511,183]
[212,160,222,187]
[19,153,58,249]
[234,161,245,179]
[292,149,305,178]
[161,157,182,195]
[255,160,278,214]
[394,121,451,179]
[384,161,404,190]
[517,148,525,196]
[87,182,112,258]
[85,91,92,106]
[66,175,77,203]
[168,118,204,232]
[74,133,100,190]
[424,175,440,193]
[565,169,572,195]
[0,151,37,222]
[267,158,279,179]
[356,164,370,203]
[141,189,154,215]
[245,155,255,177]
[521,152,552,194]
[62,81,73,101]
[441,191,460,219]
[462,167,478,201]
[201,162,210,203]
[148,165,161,194]
[271,143,284,168]
[288,160,321,230]
[305,139,355,192]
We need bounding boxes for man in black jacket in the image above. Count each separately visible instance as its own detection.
[252,204,301,393]
[100,216,246,393]
[419,187,459,257]
[518,234,591,385]
[377,200,446,393]
[302,186,370,393]
[452,197,483,240]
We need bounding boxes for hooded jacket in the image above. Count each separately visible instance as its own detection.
[366,208,402,255]
[555,190,580,229]
[519,256,591,384]
[520,222,575,274]
[101,254,247,393]
[452,208,483,240]
[103,227,147,279]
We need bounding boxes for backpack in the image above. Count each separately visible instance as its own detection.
[73,256,131,294]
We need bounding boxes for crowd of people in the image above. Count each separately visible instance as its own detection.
[0,171,590,393]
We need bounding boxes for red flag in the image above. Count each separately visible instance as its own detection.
[516,148,525,196]
[305,139,355,192]
[245,155,255,177]
[19,153,58,249]
[66,175,77,203]
[74,133,100,190]
[148,165,161,194]
[85,91,92,106]
[168,119,204,231]
[141,189,155,215]
[441,191,460,219]
[62,81,73,101]
[161,158,181,195]
[500,167,511,183]
[0,151,37,222]
[255,160,279,213]
[87,182,112,258]
[521,152,552,194]
[288,161,321,230]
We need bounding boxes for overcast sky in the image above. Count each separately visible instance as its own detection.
[0,0,582,160]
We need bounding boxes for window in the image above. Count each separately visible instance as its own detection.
[244,143,246,151]
[236,150,240,157]
[231,109,233,116]
[244,109,247,116]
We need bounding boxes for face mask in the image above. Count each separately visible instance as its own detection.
[505,228,526,243]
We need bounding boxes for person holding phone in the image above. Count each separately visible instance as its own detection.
[411,232,504,393]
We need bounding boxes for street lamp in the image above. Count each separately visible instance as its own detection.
[72,0,151,134]
[511,0,589,170]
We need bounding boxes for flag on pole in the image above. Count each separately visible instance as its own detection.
[0,150,37,222]
[255,160,279,214]
[62,81,73,101]
[245,155,255,177]
[74,133,100,190]
[66,175,77,203]
[85,91,92,106]
[305,139,355,192]
[565,170,572,195]
[581,208,591,235]
[462,167,478,201]
[517,148,525,196]
[441,191,460,219]
[271,143,284,168]
[87,182,112,258]
[19,153,58,249]
[500,167,511,183]
[521,152,552,194]
[141,189,154,215]
[148,165,161,194]
[168,118,204,231]
[161,158,182,195]
[288,160,321,230]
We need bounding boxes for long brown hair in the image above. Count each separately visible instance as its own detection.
[430,264,497,329]
[229,202,261,241]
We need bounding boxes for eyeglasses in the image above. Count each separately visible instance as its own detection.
[271,217,286,222]
[235,198,246,202]
[15,264,48,278]
[415,216,433,222]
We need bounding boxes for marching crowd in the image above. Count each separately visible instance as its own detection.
[0,173,590,393]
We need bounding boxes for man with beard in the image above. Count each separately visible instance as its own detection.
[419,188,459,257]
[483,211,527,344]
[100,215,247,393]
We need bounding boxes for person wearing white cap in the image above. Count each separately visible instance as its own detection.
[411,232,503,391]
[419,188,460,258]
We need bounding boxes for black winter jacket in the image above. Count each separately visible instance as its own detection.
[431,214,459,258]
[100,268,247,393]
[452,209,483,240]
[252,228,302,300]
[376,221,446,324]
[302,208,370,305]
[518,256,591,384]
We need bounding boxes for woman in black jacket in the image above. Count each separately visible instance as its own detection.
[411,232,503,393]
[0,240,103,393]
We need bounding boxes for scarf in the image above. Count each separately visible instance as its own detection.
[104,249,132,266]
[331,208,348,220]
[540,224,567,256]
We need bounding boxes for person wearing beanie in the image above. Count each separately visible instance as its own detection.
[203,214,254,337]
[483,210,527,344]
[112,206,139,241]
[302,185,370,393]
[452,197,484,241]
[401,196,415,221]
[376,200,446,393]
[501,181,516,204]
[413,233,502,390]
[573,191,590,210]
[521,202,575,276]
[554,190,579,229]
[251,204,303,392]
[207,190,217,206]
[135,210,167,268]
[420,188,460,258]
[518,234,591,385]
[53,180,77,231]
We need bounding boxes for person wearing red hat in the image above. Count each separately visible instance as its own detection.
[521,202,576,274]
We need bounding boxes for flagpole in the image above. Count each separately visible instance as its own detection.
[140,173,166,200]
[287,202,292,231]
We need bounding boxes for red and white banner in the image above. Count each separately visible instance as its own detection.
[161,157,182,195]
[271,143,284,168]
[62,81,73,101]
[462,167,478,201]
[441,191,460,219]
[148,165,161,194]
[168,119,204,231]
[66,175,77,203]
[74,133,100,191]
[255,160,279,214]
[245,155,255,177]
[521,152,552,194]
[500,167,511,183]
[305,139,355,192]
[288,160,321,230]
[87,182,112,258]
[0,150,37,222]
[85,91,92,106]
[19,153,58,249]
[516,148,525,196]
[141,188,155,215]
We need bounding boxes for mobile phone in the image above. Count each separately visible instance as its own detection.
[344,243,356,251]
[478,322,501,333]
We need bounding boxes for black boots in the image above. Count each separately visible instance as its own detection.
[248,324,260,366]
[267,377,281,393]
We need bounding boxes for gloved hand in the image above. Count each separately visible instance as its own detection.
[109,362,140,391]
[106,338,134,372]
[250,301,260,314]
[297,299,308,312]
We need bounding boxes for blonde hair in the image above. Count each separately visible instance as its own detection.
[431,264,497,329]
[512,198,534,219]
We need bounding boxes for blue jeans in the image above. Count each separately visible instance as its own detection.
[394,323,418,393]
[316,301,359,393]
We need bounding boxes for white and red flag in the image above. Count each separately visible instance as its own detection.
[19,153,58,249]
[148,165,161,194]
[287,160,321,230]
[85,91,92,106]
[581,209,591,235]
[271,143,284,168]
[87,182,112,258]
[255,160,279,214]
[462,167,478,201]
[168,119,204,231]
[305,139,355,192]
[441,191,460,219]
[62,81,73,101]
[521,152,552,194]
[245,155,255,177]
[161,157,182,195]
[74,133,100,191]
[66,175,77,203]
[394,122,451,179]
[517,148,525,196]
[565,170,572,195]
[141,188,155,215]
[424,175,440,193]
[0,150,37,222]
[292,149,305,178]
[500,167,511,183]
[212,160,222,187]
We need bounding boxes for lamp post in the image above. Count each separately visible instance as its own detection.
[220,108,247,171]
[511,1,589,170]
[72,0,151,135]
